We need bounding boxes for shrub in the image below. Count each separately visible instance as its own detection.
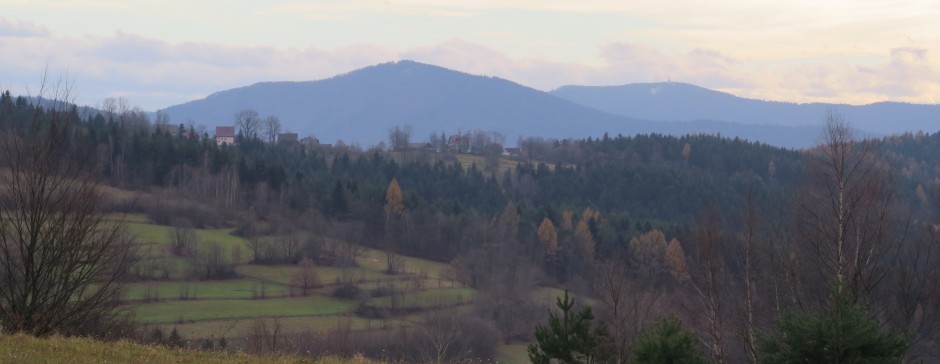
[332,283,361,299]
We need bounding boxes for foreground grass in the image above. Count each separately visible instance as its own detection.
[0,333,374,364]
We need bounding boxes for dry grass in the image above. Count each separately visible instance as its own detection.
[0,333,376,364]
[160,315,376,339]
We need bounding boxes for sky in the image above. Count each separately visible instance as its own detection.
[1,0,938,111]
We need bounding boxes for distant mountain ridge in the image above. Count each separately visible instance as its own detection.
[163,61,640,147]
[550,82,940,135]
[160,61,938,149]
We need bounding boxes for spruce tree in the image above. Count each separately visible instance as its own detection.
[759,286,909,363]
[631,315,705,364]
[528,290,611,364]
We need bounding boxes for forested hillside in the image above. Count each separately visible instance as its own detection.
[3,90,940,362]
[2,91,807,262]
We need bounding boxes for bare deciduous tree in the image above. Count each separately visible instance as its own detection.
[786,112,940,360]
[280,231,302,264]
[388,125,413,151]
[689,207,728,364]
[190,241,236,279]
[244,318,291,354]
[168,218,198,257]
[292,257,318,296]
[793,112,901,308]
[0,77,136,336]
[235,109,261,140]
[734,192,762,363]
[890,225,940,360]
[593,257,665,363]
[264,115,281,143]
[154,109,170,127]
[417,312,465,363]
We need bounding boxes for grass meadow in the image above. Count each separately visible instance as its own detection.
[121,213,536,362]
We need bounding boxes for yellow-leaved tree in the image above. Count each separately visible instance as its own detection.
[561,210,574,231]
[573,219,596,260]
[629,229,667,269]
[582,207,601,223]
[385,178,404,216]
[384,178,404,273]
[665,238,690,283]
[538,218,559,260]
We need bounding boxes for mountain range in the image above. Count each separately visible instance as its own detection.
[551,83,939,136]
[160,60,939,149]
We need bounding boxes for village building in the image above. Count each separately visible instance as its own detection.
[215,126,235,146]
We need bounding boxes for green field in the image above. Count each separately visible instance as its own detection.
[132,296,353,324]
[126,220,248,250]
[125,279,291,301]
[123,223,469,325]
[120,215,534,362]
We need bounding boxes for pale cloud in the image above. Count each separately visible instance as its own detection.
[590,42,749,89]
[0,30,397,109]
[722,48,940,104]
[403,39,519,76]
[854,47,938,101]
[0,17,50,37]
[401,39,591,90]
[260,0,477,20]
[400,39,940,105]
[1,19,938,111]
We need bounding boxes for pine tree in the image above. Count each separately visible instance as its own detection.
[528,290,611,364]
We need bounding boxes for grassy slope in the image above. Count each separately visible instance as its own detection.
[0,334,374,364]
[119,211,534,362]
